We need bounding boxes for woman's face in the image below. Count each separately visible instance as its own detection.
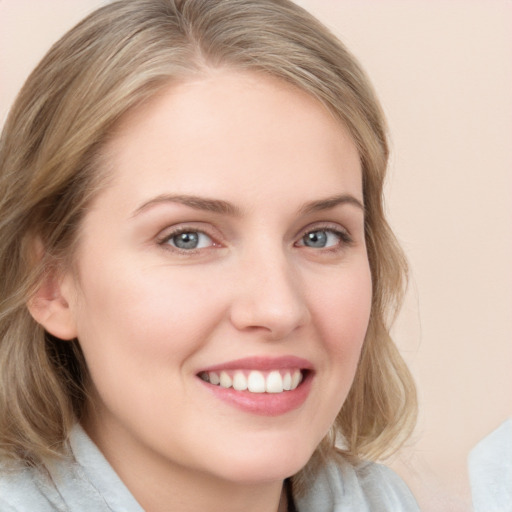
[61,71,372,485]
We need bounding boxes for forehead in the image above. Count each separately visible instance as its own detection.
[97,69,362,211]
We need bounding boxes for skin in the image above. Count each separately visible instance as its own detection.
[35,70,372,512]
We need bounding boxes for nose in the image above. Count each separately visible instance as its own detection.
[228,246,311,340]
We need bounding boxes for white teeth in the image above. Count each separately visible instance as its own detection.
[247,371,266,393]
[232,371,248,391]
[219,371,232,388]
[266,370,283,393]
[291,370,302,389]
[203,369,305,394]
[283,372,292,391]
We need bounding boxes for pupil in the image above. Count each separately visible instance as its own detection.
[174,232,199,249]
[305,231,327,248]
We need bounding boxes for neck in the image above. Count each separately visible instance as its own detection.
[138,473,286,512]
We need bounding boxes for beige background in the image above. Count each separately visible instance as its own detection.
[1,1,511,510]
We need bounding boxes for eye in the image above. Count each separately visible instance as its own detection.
[163,230,214,250]
[297,228,351,249]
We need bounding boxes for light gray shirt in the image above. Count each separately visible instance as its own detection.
[469,418,512,512]
[0,425,419,511]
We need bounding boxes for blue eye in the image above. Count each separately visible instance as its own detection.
[166,231,213,250]
[300,229,347,248]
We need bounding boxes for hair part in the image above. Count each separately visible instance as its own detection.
[0,0,416,487]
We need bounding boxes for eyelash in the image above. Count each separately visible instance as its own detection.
[158,227,219,253]
[158,224,353,254]
[296,225,354,251]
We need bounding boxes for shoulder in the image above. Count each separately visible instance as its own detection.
[296,456,419,512]
[351,460,420,509]
[0,462,64,512]
[352,460,418,501]
[1,425,143,512]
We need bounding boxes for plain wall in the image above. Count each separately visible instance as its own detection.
[1,1,511,510]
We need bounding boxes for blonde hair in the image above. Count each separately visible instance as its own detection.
[0,0,416,480]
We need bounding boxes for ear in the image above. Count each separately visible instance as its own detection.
[27,266,78,341]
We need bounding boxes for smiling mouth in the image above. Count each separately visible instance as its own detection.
[198,369,305,394]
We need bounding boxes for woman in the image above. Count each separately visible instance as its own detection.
[0,1,418,510]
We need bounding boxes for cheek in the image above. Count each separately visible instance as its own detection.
[72,261,227,381]
[309,260,372,408]
[298,261,372,442]
[313,262,372,349]
[70,264,230,436]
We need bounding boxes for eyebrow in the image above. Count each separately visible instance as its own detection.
[132,192,364,218]
[132,194,242,217]
[299,194,365,214]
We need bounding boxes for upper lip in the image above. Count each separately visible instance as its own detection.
[197,355,314,373]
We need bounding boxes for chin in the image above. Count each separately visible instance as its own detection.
[209,438,316,484]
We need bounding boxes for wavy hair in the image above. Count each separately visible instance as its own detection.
[0,0,416,487]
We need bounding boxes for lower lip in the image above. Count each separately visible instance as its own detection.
[198,372,313,416]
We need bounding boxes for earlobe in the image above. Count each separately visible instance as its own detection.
[27,271,78,341]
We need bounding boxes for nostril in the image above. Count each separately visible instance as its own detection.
[229,301,310,341]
